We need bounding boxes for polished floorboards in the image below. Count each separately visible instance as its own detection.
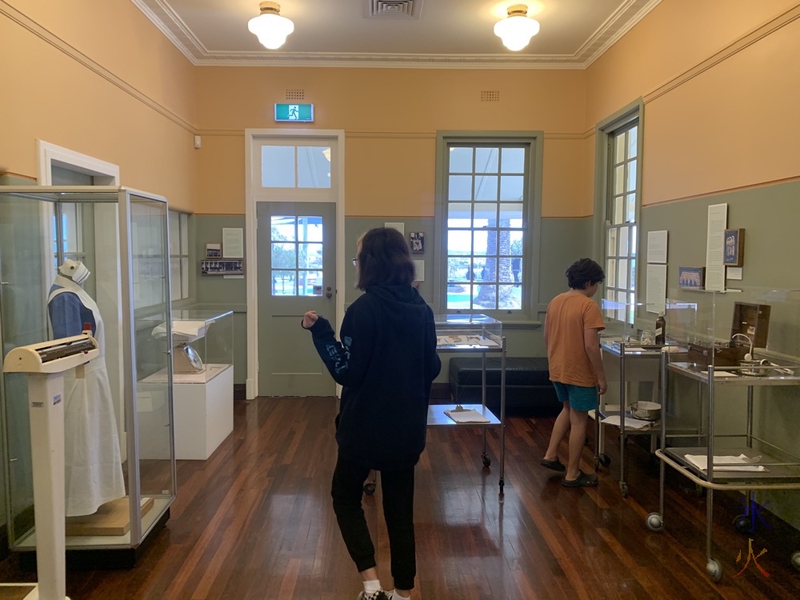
[1,396,799,599]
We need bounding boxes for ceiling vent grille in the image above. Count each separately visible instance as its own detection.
[367,0,422,19]
[481,91,500,102]
[285,89,305,101]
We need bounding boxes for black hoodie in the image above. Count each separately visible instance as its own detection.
[307,284,441,470]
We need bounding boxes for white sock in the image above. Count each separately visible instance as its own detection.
[392,591,410,600]
[364,579,382,595]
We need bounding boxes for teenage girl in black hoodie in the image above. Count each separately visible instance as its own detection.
[302,227,441,600]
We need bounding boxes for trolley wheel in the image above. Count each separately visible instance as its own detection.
[733,515,753,535]
[706,558,722,582]
[619,481,628,497]
[598,454,611,468]
[499,478,505,494]
[363,483,376,496]
[482,454,491,468]
[791,551,800,572]
[646,512,664,532]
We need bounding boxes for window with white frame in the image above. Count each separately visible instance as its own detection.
[437,135,540,315]
[603,120,640,324]
[52,202,86,272]
[168,210,189,301]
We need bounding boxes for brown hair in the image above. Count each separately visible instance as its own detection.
[565,257,605,290]
[355,227,415,289]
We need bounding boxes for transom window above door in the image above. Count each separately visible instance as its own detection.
[270,215,324,296]
[261,145,331,189]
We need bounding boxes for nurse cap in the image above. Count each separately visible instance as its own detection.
[58,259,91,285]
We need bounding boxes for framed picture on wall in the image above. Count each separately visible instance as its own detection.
[409,232,424,254]
[206,243,222,258]
[678,266,705,289]
[723,229,745,266]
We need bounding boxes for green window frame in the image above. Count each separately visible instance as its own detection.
[434,131,543,320]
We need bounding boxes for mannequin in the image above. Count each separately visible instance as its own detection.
[48,259,126,517]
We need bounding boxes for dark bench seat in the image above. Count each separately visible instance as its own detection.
[447,357,560,417]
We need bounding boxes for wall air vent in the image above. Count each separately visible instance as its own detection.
[367,0,422,19]
[286,89,305,101]
[481,91,500,102]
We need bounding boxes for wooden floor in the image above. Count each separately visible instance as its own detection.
[1,397,799,599]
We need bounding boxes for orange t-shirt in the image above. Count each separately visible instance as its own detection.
[545,291,605,387]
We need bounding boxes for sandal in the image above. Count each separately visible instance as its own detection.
[562,470,598,487]
[539,458,566,472]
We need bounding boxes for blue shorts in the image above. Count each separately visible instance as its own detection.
[552,381,598,412]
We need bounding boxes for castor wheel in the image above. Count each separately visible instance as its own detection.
[733,514,753,535]
[619,481,628,497]
[706,558,722,582]
[598,454,611,468]
[791,551,800,572]
[646,512,664,532]
[482,454,491,468]
[363,483,376,495]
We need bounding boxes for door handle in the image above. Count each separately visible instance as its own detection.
[326,286,333,299]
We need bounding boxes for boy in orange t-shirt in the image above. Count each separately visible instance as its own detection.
[540,258,607,487]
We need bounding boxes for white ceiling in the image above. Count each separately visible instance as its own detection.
[133,0,661,69]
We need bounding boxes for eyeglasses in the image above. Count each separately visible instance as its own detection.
[351,257,357,266]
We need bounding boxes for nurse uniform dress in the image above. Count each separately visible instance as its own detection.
[48,262,126,517]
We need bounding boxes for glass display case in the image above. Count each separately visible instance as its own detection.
[432,314,506,492]
[647,286,800,580]
[144,309,234,460]
[434,313,503,351]
[0,186,174,567]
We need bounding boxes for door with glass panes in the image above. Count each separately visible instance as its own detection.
[257,202,336,396]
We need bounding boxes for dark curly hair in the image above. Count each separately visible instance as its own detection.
[565,258,605,290]
[355,227,415,289]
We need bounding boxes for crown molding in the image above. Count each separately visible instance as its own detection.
[134,0,661,70]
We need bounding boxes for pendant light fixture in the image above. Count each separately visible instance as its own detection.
[494,4,540,51]
[248,2,294,50]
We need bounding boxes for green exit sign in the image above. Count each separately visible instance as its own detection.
[274,103,314,123]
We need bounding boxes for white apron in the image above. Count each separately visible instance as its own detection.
[48,275,126,517]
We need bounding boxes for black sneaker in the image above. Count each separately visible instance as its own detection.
[357,591,392,600]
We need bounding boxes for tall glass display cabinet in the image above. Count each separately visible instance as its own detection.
[0,186,175,567]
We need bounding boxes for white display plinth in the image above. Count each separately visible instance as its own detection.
[143,364,233,460]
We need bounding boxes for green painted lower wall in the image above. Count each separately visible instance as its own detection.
[190,215,247,384]
[638,179,800,531]
[190,214,593,385]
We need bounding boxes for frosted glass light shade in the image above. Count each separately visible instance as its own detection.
[248,3,294,50]
[494,12,540,52]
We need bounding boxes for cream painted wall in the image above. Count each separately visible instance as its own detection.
[0,1,197,210]
[586,0,800,206]
[194,67,588,217]
[541,134,593,218]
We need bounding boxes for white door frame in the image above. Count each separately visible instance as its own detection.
[36,141,127,459]
[244,129,345,399]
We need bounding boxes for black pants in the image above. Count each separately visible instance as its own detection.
[331,454,416,591]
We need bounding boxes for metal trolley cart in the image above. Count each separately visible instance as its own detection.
[594,340,663,497]
[646,286,800,581]
[431,314,507,493]
[594,340,698,497]
[363,314,507,495]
